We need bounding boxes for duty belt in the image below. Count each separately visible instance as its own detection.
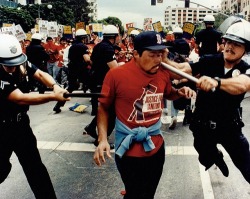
[0,112,27,123]
[202,120,217,130]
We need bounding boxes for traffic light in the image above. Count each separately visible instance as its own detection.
[151,0,156,6]
[185,0,190,8]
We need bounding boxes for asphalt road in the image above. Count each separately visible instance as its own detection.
[1,92,250,199]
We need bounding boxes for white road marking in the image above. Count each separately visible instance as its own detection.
[37,141,227,155]
[199,163,215,199]
[37,141,226,199]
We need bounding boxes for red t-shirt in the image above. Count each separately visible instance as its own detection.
[100,58,172,157]
[43,42,59,63]
[57,44,68,67]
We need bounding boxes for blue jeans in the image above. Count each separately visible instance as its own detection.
[171,101,179,117]
[47,62,59,80]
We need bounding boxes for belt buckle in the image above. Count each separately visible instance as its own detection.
[209,120,216,130]
[16,113,22,122]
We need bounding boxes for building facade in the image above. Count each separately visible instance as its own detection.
[221,0,250,20]
[164,6,218,29]
[0,0,18,7]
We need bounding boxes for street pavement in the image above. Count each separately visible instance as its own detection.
[1,91,250,199]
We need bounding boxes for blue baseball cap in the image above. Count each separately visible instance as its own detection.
[134,31,166,51]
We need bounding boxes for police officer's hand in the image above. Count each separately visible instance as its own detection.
[197,76,217,92]
[93,139,112,166]
[53,85,70,101]
[178,86,196,99]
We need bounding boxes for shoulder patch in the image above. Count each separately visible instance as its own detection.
[245,68,250,75]
[27,61,32,68]
[0,80,10,89]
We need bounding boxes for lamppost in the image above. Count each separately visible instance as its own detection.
[38,3,53,20]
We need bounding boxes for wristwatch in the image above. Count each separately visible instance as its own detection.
[214,77,221,90]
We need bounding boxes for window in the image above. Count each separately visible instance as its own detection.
[27,0,35,4]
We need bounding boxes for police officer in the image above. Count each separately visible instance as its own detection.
[26,33,50,93]
[53,28,91,113]
[129,29,140,44]
[0,34,70,198]
[195,15,224,57]
[84,25,119,147]
[166,21,250,182]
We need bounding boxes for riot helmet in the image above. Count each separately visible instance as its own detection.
[130,29,140,42]
[75,28,88,42]
[31,33,43,41]
[103,25,119,37]
[76,29,88,37]
[173,27,183,39]
[130,30,140,37]
[173,27,183,34]
[0,34,27,67]
[222,21,250,52]
[204,15,215,25]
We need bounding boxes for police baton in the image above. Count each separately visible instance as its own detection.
[63,93,106,98]
[161,62,199,83]
[161,62,215,92]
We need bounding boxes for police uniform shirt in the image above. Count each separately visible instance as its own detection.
[90,39,116,85]
[68,41,89,64]
[190,53,250,121]
[0,63,37,114]
[173,38,190,56]
[26,42,50,69]
[195,27,222,56]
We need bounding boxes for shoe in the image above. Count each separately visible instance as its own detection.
[183,116,191,125]
[84,125,98,139]
[53,106,61,114]
[161,115,168,124]
[162,108,168,115]
[169,116,177,130]
[91,110,97,116]
[215,151,229,177]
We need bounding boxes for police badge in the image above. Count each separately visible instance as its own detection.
[232,69,241,77]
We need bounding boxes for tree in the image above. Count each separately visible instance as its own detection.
[0,1,125,35]
[43,0,91,24]
[21,2,74,26]
[0,6,33,32]
[98,16,124,35]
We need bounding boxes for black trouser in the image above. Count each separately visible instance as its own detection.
[115,143,165,199]
[190,121,250,183]
[0,115,57,199]
[90,85,102,116]
[87,84,116,137]
[87,103,116,137]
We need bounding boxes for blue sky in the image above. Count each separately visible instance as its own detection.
[97,0,221,28]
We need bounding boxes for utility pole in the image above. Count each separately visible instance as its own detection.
[178,0,229,17]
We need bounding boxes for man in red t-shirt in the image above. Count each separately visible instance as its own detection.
[43,37,59,80]
[94,31,196,198]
